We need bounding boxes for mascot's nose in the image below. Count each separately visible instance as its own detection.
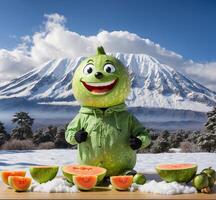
[95,72,103,79]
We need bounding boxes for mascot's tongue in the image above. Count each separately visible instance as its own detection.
[91,85,113,93]
[82,80,117,93]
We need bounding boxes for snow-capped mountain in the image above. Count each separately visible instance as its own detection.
[0,53,216,112]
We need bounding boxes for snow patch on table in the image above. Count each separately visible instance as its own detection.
[130,181,197,195]
[31,178,79,193]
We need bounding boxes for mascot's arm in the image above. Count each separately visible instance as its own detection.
[65,114,82,145]
[130,115,151,148]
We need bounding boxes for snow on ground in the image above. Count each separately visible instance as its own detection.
[1,149,215,175]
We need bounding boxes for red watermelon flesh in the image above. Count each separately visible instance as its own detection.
[8,176,32,192]
[1,171,26,186]
[158,163,196,169]
[73,175,97,190]
[110,176,133,190]
[62,165,106,183]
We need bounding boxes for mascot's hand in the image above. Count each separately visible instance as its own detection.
[129,136,142,150]
[75,128,88,143]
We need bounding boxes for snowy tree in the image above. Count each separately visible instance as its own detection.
[150,138,170,153]
[0,121,10,146]
[196,133,216,152]
[54,127,69,148]
[33,126,57,145]
[0,121,6,134]
[205,107,216,133]
[11,112,34,140]
[195,108,216,152]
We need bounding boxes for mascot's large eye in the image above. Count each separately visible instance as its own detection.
[83,64,95,75]
[104,64,116,73]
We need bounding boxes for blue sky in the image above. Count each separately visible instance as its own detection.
[0,0,216,91]
[0,0,215,62]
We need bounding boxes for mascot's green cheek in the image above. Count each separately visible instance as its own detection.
[72,47,131,108]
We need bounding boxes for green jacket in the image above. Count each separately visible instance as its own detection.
[65,103,150,176]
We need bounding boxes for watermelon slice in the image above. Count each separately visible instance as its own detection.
[62,165,106,184]
[156,163,197,183]
[0,170,26,186]
[110,176,133,190]
[29,165,59,183]
[8,176,32,192]
[73,175,97,190]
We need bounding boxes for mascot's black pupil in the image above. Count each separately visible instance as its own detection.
[87,67,93,74]
[106,67,111,73]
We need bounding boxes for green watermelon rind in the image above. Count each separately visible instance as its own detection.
[156,164,197,183]
[62,165,106,184]
[29,166,59,184]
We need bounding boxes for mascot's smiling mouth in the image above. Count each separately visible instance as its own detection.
[81,79,118,94]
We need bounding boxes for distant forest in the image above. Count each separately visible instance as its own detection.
[0,107,216,153]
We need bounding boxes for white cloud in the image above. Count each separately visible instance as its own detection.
[29,13,183,66]
[44,13,66,26]
[183,61,216,91]
[185,61,216,81]
[0,49,35,82]
[21,35,31,43]
[0,13,216,92]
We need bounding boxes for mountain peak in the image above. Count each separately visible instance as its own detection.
[0,53,215,112]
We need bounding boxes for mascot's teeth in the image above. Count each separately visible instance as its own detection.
[81,79,117,94]
[85,80,115,87]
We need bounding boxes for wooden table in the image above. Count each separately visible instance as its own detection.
[1,184,216,200]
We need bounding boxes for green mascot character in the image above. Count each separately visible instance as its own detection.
[65,47,151,176]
